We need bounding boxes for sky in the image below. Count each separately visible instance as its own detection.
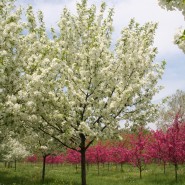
[15,0,185,128]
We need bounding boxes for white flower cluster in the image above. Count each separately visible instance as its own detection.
[40,145,48,151]
[174,28,185,53]
[158,0,185,17]
[3,138,29,161]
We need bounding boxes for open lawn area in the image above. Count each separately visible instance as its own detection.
[0,163,185,185]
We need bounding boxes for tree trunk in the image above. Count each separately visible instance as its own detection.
[97,162,100,175]
[163,162,166,174]
[175,163,178,182]
[121,163,123,172]
[42,155,47,183]
[76,164,78,173]
[14,159,17,171]
[87,162,89,172]
[8,162,12,168]
[139,166,142,179]
[80,134,86,185]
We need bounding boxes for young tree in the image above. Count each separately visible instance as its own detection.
[129,130,150,179]
[86,143,108,175]
[25,131,61,183]
[109,145,129,172]
[166,115,185,182]
[8,0,165,184]
[26,154,38,163]
[2,137,29,171]
[46,154,65,165]
[66,149,81,165]
[147,130,169,174]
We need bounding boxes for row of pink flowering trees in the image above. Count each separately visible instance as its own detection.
[27,117,185,182]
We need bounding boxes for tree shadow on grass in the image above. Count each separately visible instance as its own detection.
[0,170,29,185]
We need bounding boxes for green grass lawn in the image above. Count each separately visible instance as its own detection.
[0,162,185,185]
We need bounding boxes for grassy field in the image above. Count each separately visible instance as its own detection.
[0,162,185,185]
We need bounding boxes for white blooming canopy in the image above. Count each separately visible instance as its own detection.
[14,0,165,151]
[2,137,29,162]
[1,1,166,184]
[0,0,24,130]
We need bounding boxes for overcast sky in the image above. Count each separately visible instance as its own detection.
[16,0,185,103]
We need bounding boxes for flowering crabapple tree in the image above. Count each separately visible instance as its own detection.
[25,130,61,183]
[15,0,165,185]
[26,155,38,163]
[0,1,29,167]
[66,149,81,172]
[45,154,65,165]
[147,130,169,174]
[129,130,150,179]
[2,137,29,171]
[166,115,185,182]
[86,143,107,175]
[158,0,185,53]
[109,145,130,172]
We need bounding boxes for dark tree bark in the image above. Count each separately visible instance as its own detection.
[42,155,47,183]
[163,161,166,174]
[76,164,78,173]
[139,166,142,179]
[80,134,86,185]
[14,159,17,171]
[121,163,124,172]
[175,163,178,182]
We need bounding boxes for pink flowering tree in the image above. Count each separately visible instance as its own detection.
[147,130,169,174]
[46,154,65,165]
[66,149,81,172]
[166,115,185,182]
[129,130,150,179]
[109,145,130,172]
[86,143,108,175]
[26,154,38,163]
